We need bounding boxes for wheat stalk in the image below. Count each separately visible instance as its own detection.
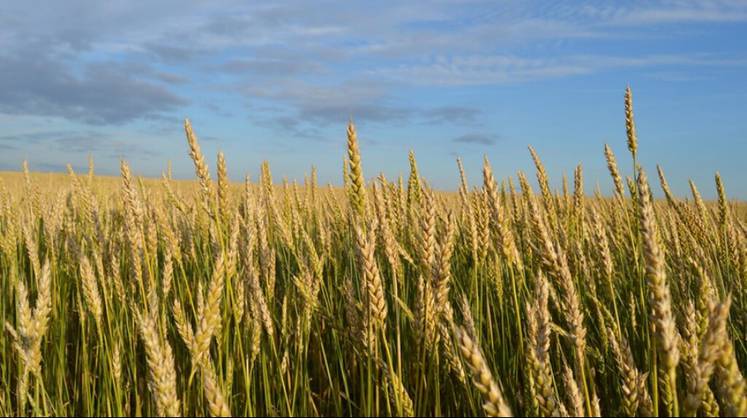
[637,168,680,416]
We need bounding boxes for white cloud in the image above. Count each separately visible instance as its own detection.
[369,53,747,86]
[580,0,747,25]
[1,0,746,128]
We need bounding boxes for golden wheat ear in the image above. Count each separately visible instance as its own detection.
[625,85,638,160]
[455,325,513,417]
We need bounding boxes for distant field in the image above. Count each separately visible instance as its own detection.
[0,171,194,194]
[1,88,746,417]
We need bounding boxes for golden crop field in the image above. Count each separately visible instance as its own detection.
[1,87,745,417]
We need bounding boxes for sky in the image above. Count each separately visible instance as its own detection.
[1,0,746,199]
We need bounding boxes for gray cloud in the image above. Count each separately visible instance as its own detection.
[422,106,480,124]
[263,116,324,140]
[145,43,198,63]
[303,103,412,125]
[247,102,414,140]
[0,130,162,159]
[453,133,498,145]
[221,58,323,76]
[0,50,187,124]
[154,72,190,85]
[243,79,415,131]
[53,133,112,154]
[0,131,71,144]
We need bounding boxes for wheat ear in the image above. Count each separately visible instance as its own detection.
[455,326,513,417]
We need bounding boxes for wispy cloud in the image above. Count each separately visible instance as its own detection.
[220,58,324,76]
[370,53,747,86]
[453,133,499,145]
[422,107,481,125]
[584,1,747,26]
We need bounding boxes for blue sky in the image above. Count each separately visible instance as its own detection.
[1,1,746,198]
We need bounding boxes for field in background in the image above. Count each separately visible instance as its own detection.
[0,171,196,196]
[1,88,746,417]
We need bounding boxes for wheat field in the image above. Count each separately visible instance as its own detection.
[1,87,745,417]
